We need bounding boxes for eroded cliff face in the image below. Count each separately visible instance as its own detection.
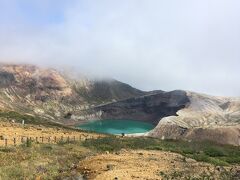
[0,64,145,123]
[95,90,190,125]
[0,71,16,87]
[0,65,81,121]
[0,64,74,100]
[148,92,240,146]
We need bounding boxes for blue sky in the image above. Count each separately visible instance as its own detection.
[0,0,240,96]
[0,0,69,25]
[16,1,65,25]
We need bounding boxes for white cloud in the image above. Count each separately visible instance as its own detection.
[0,0,240,96]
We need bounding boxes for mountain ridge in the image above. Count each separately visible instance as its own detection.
[0,64,239,145]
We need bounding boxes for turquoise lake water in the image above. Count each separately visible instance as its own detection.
[78,119,154,134]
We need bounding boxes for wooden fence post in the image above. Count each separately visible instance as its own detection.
[61,136,63,142]
[67,136,70,143]
[21,137,24,143]
[5,139,7,147]
[41,137,44,143]
[36,137,38,143]
[48,137,51,143]
[54,136,57,143]
[13,137,16,146]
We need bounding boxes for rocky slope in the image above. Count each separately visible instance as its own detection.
[0,64,145,123]
[95,90,190,125]
[94,90,240,145]
[0,64,239,145]
[148,92,240,145]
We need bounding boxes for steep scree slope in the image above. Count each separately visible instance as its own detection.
[0,64,145,123]
[95,90,190,125]
[148,91,240,145]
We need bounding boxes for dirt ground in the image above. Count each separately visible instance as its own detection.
[0,121,239,179]
[78,150,239,180]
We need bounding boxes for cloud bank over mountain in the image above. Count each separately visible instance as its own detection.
[0,0,240,96]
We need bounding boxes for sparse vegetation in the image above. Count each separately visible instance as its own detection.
[0,142,92,179]
[0,110,89,132]
[0,111,39,124]
[158,169,240,180]
[83,136,240,166]
[0,135,239,179]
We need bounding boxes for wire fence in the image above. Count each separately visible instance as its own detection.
[0,134,102,147]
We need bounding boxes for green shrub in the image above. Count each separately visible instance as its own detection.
[204,147,226,157]
[0,147,16,153]
[26,138,32,148]
[83,136,123,152]
[224,156,240,164]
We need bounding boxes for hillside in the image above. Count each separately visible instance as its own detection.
[94,90,190,125]
[0,64,239,179]
[0,64,239,146]
[0,64,144,124]
[94,90,240,145]
[148,91,240,145]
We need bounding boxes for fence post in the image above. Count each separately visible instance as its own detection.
[67,136,70,143]
[5,139,7,147]
[61,136,63,142]
[13,137,16,146]
[41,137,44,143]
[73,136,75,142]
[54,136,57,143]
[21,137,24,143]
[79,135,81,141]
[48,137,51,143]
[36,137,38,143]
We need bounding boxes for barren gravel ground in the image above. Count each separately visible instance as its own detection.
[79,150,240,180]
